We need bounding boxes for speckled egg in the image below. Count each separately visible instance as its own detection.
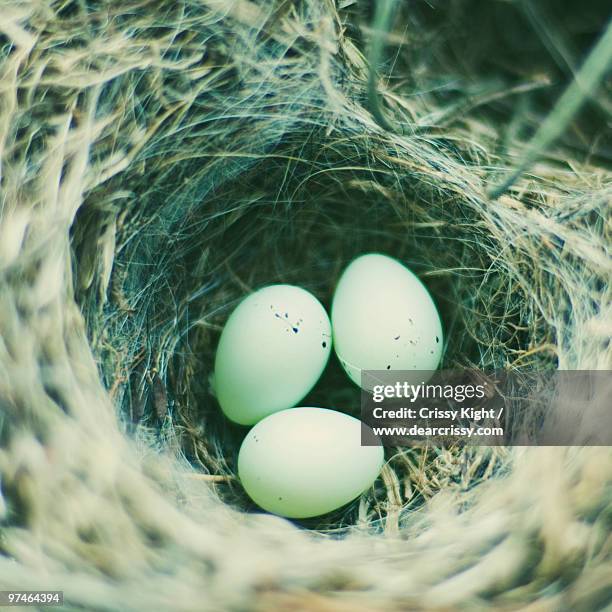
[214,285,332,425]
[331,253,443,387]
[238,407,384,518]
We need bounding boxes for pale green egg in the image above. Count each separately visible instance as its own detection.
[214,285,332,425]
[238,407,384,518]
[332,253,443,387]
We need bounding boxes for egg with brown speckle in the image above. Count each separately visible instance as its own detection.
[214,285,332,425]
[331,253,443,387]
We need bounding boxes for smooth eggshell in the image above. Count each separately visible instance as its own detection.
[238,407,384,518]
[214,285,331,425]
[332,253,443,387]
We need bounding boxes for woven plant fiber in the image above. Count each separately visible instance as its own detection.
[0,0,611,610]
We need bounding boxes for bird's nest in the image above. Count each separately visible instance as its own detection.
[0,0,610,609]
